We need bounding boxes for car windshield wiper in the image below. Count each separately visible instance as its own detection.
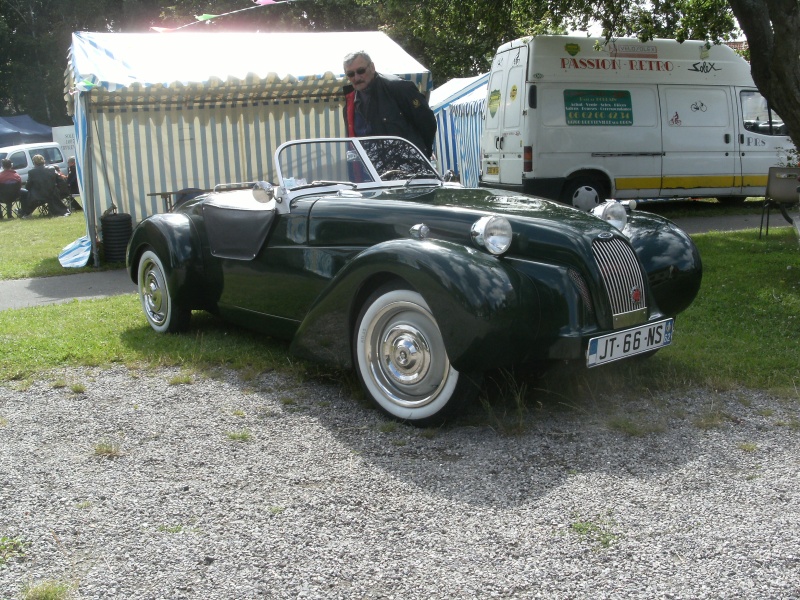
[288,180,358,191]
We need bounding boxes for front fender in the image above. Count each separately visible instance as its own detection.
[126,213,207,309]
[290,238,541,372]
[626,212,703,316]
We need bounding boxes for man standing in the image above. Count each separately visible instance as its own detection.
[343,51,437,158]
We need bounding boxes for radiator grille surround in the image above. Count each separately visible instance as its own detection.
[591,235,648,328]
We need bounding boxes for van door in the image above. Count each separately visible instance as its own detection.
[481,44,528,188]
[659,85,736,197]
[735,87,792,197]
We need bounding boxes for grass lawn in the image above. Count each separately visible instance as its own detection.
[0,206,111,279]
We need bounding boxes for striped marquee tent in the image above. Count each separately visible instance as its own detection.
[65,31,431,265]
[429,73,488,180]
[449,83,488,188]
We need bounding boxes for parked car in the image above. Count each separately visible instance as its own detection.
[0,142,67,184]
[127,136,702,425]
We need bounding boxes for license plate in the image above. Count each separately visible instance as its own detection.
[586,318,673,367]
[487,166,499,175]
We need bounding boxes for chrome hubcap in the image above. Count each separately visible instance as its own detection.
[141,262,167,326]
[365,299,450,409]
[381,325,431,386]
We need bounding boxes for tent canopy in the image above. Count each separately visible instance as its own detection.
[0,115,53,146]
[66,31,432,266]
[67,31,430,112]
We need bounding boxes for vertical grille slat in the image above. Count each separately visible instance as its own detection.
[591,237,647,320]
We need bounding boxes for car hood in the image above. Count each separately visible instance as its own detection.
[373,185,610,231]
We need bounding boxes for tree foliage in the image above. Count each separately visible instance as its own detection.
[0,0,797,148]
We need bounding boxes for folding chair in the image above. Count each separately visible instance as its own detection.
[0,181,21,218]
[759,166,800,238]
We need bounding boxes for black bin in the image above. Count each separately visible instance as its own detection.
[101,212,133,263]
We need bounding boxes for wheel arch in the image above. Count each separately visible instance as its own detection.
[564,169,612,196]
[126,214,206,309]
[289,238,540,372]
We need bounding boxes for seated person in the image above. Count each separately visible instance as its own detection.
[19,154,70,218]
[0,158,22,219]
[67,157,79,195]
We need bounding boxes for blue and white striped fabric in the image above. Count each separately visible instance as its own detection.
[58,235,92,268]
[450,85,488,188]
[430,74,489,177]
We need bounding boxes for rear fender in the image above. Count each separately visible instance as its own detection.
[126,213,206,308]
[290,238,541,372]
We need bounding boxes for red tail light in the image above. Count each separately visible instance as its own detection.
[523,146,532,172]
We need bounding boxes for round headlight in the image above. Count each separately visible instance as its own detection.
[591,201,628,231]
[471,215,512,255]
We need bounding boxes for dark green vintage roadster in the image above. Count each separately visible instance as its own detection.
[126,136,701,425]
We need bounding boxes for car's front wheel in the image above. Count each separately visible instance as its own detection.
[354,286,479,426]
[137,249,191,333]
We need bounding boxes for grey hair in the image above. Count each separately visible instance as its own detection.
[343,51,372,68]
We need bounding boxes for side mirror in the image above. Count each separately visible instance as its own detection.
[252,181,274,203]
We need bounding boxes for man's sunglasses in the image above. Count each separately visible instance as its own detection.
[346,67,368,78]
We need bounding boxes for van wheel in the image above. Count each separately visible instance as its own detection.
[561,178,606,211]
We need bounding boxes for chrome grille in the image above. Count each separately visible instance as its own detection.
[591,236,647,327]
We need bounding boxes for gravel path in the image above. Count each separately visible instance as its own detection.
[1,366,798,599]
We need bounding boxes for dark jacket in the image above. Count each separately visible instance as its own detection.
[25,165,60,204]
[344,73,437,157]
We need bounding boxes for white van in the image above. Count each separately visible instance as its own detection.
[480,35,792,209]
[0,142,68,184]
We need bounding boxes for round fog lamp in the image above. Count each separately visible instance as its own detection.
[471,215,512,255]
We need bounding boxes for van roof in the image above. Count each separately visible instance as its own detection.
[0,141,61,152]
[501,35,753,86]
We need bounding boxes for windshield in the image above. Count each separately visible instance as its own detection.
[360,138,438,181]
[276,137,439,189]
[278,140,374,189]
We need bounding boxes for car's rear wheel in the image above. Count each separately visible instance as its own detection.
[354,286,479,426]
[561,178,606,211]
[137,249,190,333]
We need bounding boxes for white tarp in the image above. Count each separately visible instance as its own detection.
[65,31,432,266]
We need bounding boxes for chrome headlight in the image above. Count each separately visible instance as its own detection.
[591,201,628,231]
[471,215,512,255]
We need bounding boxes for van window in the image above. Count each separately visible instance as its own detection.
[8,151,28,170]
[740,89,785,136]
[40,146,64,165]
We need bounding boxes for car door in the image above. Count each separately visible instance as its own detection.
[481,44,528,187]
[659,85,736,196]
